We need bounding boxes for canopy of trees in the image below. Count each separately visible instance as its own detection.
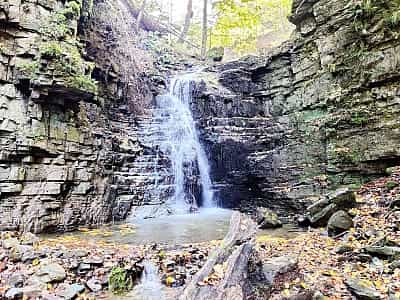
[132,0,294,59]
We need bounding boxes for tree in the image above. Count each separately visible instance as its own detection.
[211,0,293,55]
[179,0,194,43]
[201,0,208,59]
[136,0,147,32]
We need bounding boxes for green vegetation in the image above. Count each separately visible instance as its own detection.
[108,267,133,294]
[209,0,293,55]
[66,75,98,94]
[15,0,97,94]
[386,180,399,190]
[39,41,63,58]
[353,0,400,33]
[40,0,82,40]
[351,111,369,126]
[15,61,39,79]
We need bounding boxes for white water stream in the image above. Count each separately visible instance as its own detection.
[155,73,214,211]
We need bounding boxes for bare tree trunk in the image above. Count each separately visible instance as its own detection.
[201,0,208,59]
[136,0,147,32]
[178,0,193,43]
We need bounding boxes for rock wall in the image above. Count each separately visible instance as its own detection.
[0,0,159,232]
[193,0,400,213]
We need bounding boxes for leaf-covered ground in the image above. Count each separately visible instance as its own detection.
[257,171,400,299]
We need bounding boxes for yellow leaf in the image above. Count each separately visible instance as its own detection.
[32,258,40,266]
[300,281,308,289]
[166,276,175,286]
[282,289,290,297]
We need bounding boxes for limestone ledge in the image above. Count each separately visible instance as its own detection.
[193,0,400,213]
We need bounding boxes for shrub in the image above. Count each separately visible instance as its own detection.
[108,267,133,294]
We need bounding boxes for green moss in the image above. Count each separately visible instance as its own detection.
[385,10,400,27]
[39,41,63,58]
[15,61,39,79]
[37,40,98,94]
[108,267,133,295]
[351,111,369,126]
[386,180,399,190]
[64,1,82,18]
[66,75,97,94]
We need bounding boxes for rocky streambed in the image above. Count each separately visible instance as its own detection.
[1,172,400,300]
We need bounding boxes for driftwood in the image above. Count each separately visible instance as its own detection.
[179,212,258,300]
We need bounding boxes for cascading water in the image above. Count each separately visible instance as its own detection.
[156,73,214,212]
[131,261,164,300]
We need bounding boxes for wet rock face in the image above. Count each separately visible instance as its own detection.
[0,0,156,232]
[192,0,400,213]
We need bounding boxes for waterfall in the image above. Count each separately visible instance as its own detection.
[131,261,164,300]
[156,73,214,211]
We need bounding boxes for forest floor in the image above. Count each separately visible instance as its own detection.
[257,170,400,299]
[1,171,399,299]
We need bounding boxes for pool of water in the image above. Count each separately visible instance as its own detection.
[42,208,302,248]
[44,208,233,246]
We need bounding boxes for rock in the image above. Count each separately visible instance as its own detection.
[7,273,25,288]
[86,278,103,292]
[59,284,85,300]
[335,243,354,254]
[364,246,400,258]
[35,263,66,283]
[297,215,311,227]
[5,285,42,299]
[308,203,337,227]
[304,188,357,228]
[256,207,282,229]
[5,287,23,299]
[389,260,400,270]
[71,249,89,258]
[77,263,91,275]
[3,238,20,249]
[327,211,354,235]
[262,256,298,285]
[328,188,356,209]
[355,253,373,263]
[20,232,39,246]
[345,278,382,300]
[207,47,224,62]
[83,256,104,266]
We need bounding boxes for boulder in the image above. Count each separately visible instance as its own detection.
[256,208,282,229]
[7,273,25,288]
[3,238,20,249]
[207,47,224,62]
[20,232,39,246]
[364,246,400,258]
[303,188,357,227]
[59,283,85,300]
[328,188,356,209]
[86,278,103,292]
[262,256,298,285]
[5,285,42,300]
[327,211,354,235]
[345,278,382,300]
[34,263,66,283]
[308,203,337,227]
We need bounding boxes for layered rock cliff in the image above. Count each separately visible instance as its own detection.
[192,0,400,213]
[1,0,400,232]
[0,0,163,232]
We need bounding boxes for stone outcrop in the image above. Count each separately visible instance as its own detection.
[0,0,161,232]
[191,0,400,213]
[2,0,400,232]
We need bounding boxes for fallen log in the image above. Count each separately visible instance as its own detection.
[179,212,263,300]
